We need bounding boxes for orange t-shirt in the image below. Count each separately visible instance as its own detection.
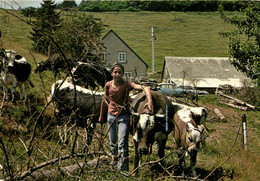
[105,81,134,116]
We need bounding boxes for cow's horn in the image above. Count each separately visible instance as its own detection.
[155,114,165,118]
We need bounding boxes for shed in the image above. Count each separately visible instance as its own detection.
[161,57,249,90]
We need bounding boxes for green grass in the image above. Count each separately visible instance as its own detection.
[0,9,259,181]
[0,10,236,96]
[84,11,234,74]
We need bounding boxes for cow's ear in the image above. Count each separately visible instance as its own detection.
[198,125,205,133]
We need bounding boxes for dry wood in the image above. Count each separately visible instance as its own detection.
[14,153,108,180]
[216,91,255,110]
[220,101,249,111]
[214,108,226,122]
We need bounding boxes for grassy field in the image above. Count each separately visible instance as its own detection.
[0,10,235,94]
[0,9,259,181]
[84,11,235,77]
[1,10,235,73]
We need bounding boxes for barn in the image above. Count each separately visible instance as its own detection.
[161,57,250,92]
[102,29,148,80]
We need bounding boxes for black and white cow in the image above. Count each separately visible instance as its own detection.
[130,91,178,171]
[35,55,112,89]
[71,62,112,89]
[49,80,105,145]
[173,109,205,177]
[0,50,33,102]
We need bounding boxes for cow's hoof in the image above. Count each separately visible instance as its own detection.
[110,156,118,166]
[120,170,129,177]
[131,172,138,177]
[191,170,197,177]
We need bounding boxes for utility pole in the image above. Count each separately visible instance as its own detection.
[151,27,156,73]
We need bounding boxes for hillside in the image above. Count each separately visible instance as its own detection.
[1,10,234,74]
[0,9,259,181]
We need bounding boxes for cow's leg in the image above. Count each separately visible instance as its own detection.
[11,80,17,103]
[85,118,96,146]
[18,83,24,100]
[177,148,186,176]
[23,81,29,102]
[57,124,69,145]
[156,132,167,158]
[154,132,167,166]
[189,150,197,177]
[3,85,8,101]
[0,78,7,101]
[134,140,140,173]
[57,125,64,144]
[0,73,8,101]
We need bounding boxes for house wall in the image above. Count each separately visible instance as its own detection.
[102,32,147,79]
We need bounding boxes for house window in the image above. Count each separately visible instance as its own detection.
[118,52,127,63]
[125,72,132,79]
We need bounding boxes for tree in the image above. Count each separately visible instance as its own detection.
[54,14,105,63]
[58,0,77,10]
[30,0,62,55]
[220,2,260,86]
[21,7,38,17]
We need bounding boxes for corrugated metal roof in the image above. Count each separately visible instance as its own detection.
[162,57,250,88]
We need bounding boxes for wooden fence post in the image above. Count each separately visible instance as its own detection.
[242,114,248,151]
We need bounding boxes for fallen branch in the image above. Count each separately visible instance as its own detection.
[155,175,203,181]
[12,152,106,180]
[214,108,226,122]
[216,91,255,110]
[220,101,249,111]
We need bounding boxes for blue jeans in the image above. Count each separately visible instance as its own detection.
[108,113,130,171]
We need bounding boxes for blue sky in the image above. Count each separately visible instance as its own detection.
[0,0,82,9]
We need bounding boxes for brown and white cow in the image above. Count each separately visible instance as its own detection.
[172,102,208,148]
[174,109,205,177]
[130,91,178,172]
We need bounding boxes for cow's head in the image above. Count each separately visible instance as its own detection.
[132,111,165,155]
[186,123,205,153]
[3,50,17,69]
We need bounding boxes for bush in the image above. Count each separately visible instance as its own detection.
[234,80,260,108]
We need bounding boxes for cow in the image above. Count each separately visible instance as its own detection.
[49,79,105,146]
[34,53,69,77]
[35,55,112,89]
[130,91,178,172]
[171,102,208,126]
[0,50,33,103]
[173,109,205,177]
[171,102,208,148]
[71,62,112,89]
